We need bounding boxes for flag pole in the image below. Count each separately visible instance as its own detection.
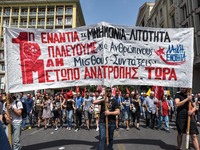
[104,86,109,146]
[186,88,192,149]
[6,94,12,148]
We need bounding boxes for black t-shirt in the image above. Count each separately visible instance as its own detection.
[175,92,194,118]
[99,98,119,123]
[133,99,140,113]
[64,99,73,110]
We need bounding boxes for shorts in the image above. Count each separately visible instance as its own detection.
[35,110,42,119]
[176,116,199,135]
[84,110,92,120]
[53,109,62,119]
[124,110,131,120]
[94,112,100,118]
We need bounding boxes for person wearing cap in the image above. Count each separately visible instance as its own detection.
[62,91,75,130]
[157,95,170,132]
[175,88,199,150]
[143,91,158,129]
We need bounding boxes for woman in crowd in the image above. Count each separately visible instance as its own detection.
[62,91,75,130]
[131,93,141,130]
[122,93,131,131]
[52,94,63,130]
[42,94,52,130]
[34,92,43,128]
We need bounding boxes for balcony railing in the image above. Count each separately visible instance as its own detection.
[12,12,19,15]
[21,12,27,15]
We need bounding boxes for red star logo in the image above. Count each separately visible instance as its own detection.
[155,47,165,56]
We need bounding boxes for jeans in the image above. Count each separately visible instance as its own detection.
[197,109,200,122]
[66,110,73,128]
[21,112,32,129]
[75,110,82,129]
[150,113,156,128]
[0,122,11,150]
[12,123,21,150]
[99,122,116,150]
[158,115,169,130]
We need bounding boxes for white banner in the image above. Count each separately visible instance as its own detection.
[4,22,194,93]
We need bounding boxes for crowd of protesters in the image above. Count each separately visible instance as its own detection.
[1,87,200,150]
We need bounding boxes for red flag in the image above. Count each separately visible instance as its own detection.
[152,86,164,100]
[112,87,117,96]
[75,86,80,93]
[44,89,46,95]
[126,87,130,94]
[61,89,64,95]
[97,85,103,93]
[82,87,86,97]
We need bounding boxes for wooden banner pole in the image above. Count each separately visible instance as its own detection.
[6,93,12,148]
[104,86,109,146]
[186,88,192,149]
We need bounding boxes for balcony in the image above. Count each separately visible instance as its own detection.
[56,11,63,15]
[46,22,54,26]
[12,12,19,16]
[21,12,27,16]
[38,11,45,15]
[29,22,36,26]
[38,22,45,25]
[30,12,36,15]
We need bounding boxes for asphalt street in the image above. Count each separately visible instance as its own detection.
[20,120,200,150]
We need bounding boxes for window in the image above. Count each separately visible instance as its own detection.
[160,8,163,18]
[30,9,36,15]
[4,19,9,25]
[57,17,62,25]
[13,9,19,15]
[57,7,63,14]
[47,19,54,25]
[22,20,27,25]
[154,18,157,27]
[39,9,45,15]
[21,9,27,15]
[66,17,72,25]
[4,8,10,15]
[66,7,72,14]
[152,22,154,27]
[0,52,4,60]
[48,9,54,14]
[14,19,18,25]
[39,19,44,25]
[30,19,36,25]
[1,64,5,71]
[182,5,187,20]
[171,15,175,28]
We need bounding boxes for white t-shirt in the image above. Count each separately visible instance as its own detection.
[3,100,23,125]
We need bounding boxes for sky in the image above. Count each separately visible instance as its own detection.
[80,0,155,26]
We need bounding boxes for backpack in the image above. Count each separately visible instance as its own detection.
[16,101,27,119]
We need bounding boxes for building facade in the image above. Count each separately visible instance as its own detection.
[0,0,85,93]
[136,0,200,93]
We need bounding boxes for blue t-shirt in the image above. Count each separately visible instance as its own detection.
[113,96,122,105]
[75,96,84,108]
[122,98,131,111]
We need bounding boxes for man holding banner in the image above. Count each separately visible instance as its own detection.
[93,87,120,150]
[175,88,199,150]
